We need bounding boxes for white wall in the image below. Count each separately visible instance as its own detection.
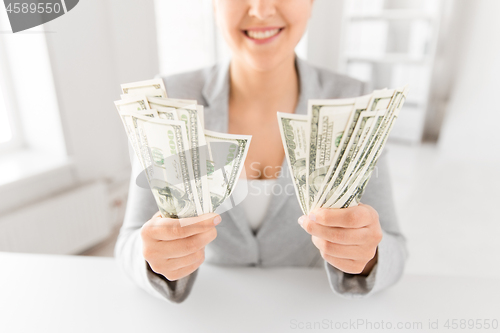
[306,0,345,72]
[44,0,159,183]
[155,0,217,76]
[438,0,500,162]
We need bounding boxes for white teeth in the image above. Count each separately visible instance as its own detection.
[246,28,280,40]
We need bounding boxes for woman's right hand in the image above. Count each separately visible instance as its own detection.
[140,211,221,281]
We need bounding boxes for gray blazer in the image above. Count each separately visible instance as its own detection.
[115,57,408,303]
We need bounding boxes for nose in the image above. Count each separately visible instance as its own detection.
[248,0,277,21]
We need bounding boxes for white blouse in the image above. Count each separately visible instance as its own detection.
[237,178,277,232]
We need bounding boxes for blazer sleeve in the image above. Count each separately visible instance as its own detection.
[323,147,408,298]
[114,153,198,303]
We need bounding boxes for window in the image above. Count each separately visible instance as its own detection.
[0,8,70,211]
[0,10,66,159]
[340,0,443,143]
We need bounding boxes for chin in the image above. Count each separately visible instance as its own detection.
[240,50,295,72]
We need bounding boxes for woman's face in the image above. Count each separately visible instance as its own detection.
[214,0,314,72]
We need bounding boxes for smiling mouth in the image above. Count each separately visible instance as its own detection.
[244,28,284,40]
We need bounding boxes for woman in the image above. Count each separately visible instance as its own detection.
[115,0,407,303]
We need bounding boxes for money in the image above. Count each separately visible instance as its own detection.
[315,89,399,209]
[147,97,205,128]
[204,130,252,213]
[121,78,167,98]
[279,86,409,213]
[114,96,150,113]
[277,112,308,215]
[306,98,356,211]
[114,78,252,220]
[147,97,210,213]
[132,115,203,219]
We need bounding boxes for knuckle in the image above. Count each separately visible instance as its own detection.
[314,209,328,222]
[140,223,151,239]
[304,220,314,233]
[195,253,205,266]
[322,240,334,254]
[358,204,370,217]
[198,250,206,262]
[142,245,154,260]
[183,237,198,252]
[210,227,218,240]
[169,225,183,239]
[311,235,319,249]
[335,230,347,243]
[348,208,362,225]
[371,207,379,222]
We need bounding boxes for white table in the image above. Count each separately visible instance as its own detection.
[0,252,499,333]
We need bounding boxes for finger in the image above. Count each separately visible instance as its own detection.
[161,258,203,281]
[163,249,205,272]
[299,217,367,244]
[322,254,368,275]
[300,215,368,244]
[166,228,217,258]
[311,236,374,260]
[309,205,375,228]
[147,213,221,241]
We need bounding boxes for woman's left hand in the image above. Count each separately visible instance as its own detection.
[298,203,383,275]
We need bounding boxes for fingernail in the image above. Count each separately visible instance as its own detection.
[298,216,306,226]
[213,215,222,226]
[308,213,316,222]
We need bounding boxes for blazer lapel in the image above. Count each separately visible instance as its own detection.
[202,61,230,133]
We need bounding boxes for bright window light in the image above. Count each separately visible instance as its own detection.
[0,88,12,144]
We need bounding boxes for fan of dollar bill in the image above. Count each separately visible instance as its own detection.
[278,86,409,215]
[114,79,251,223]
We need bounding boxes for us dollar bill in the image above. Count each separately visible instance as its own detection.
[306,98,356,211]
[335,88,409,207]
[131,115,203,218]
[121,78,167,98]
[335,89,408,201]
[277,112,308,214]
[177,106,210,214]
[328,108,388,201]
[204,130,252,213]
[138,109,159,118]
[328,110,395,209]
[146,96,210,213]
[120,89,167,100]
[114,96,150,113]
[324,87,409,208]
[315,90,396,209]
[312,94,371,209]
[157,108,178,121]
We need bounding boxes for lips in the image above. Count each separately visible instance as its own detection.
[243,27,284,43]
